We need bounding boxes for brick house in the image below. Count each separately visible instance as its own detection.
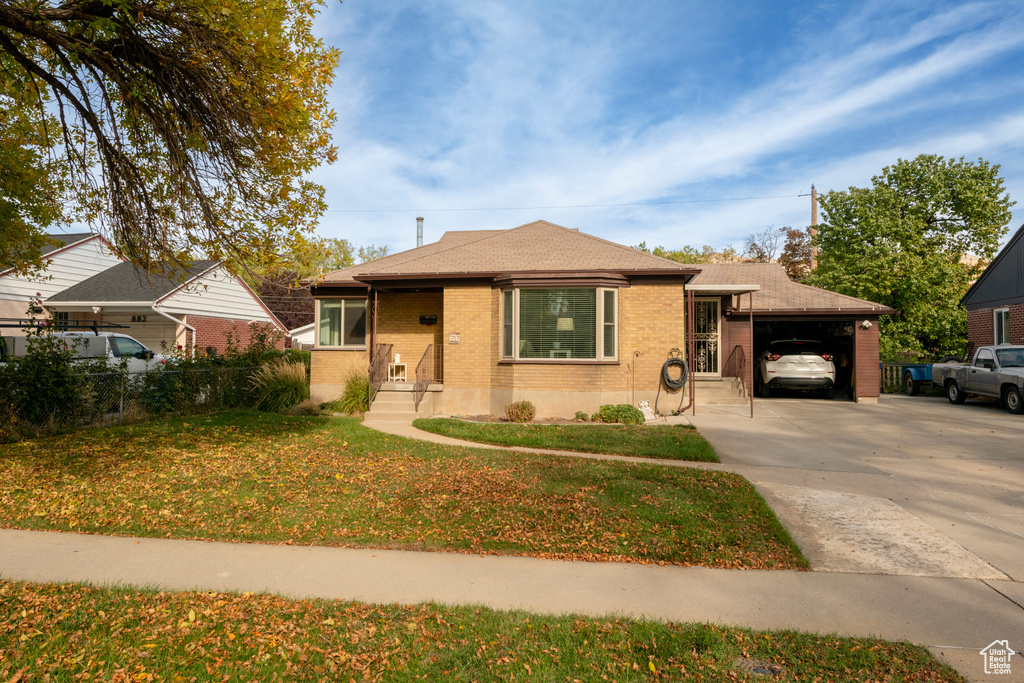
[45,260,287,355]
[963,222,1024,351]
[309,220,891,418]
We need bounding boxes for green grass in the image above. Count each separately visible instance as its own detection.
[413,418,720,462]
[0,410,801,569]
[0,580,965,682]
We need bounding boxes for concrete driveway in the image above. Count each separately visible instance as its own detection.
[689,394,1024,582]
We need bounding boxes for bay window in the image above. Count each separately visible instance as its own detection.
[318,298,367,348]
[501,287,617,360]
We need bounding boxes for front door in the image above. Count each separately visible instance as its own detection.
[693,298,720,376]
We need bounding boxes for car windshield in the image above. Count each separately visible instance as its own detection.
[996,348,1024,368]
[770,341,824,356]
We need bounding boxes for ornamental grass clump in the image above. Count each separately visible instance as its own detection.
[505,400,535,423]
[333,371,369,415]
[248,359,309,412]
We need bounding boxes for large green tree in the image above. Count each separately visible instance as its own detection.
[808,154,1014,360]
[0,0,340,277]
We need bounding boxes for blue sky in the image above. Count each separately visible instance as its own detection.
[309,0,1024,254]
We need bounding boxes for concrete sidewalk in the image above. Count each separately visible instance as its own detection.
[1,528,1022,681]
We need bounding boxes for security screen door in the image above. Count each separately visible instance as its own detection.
[693,298,720,376]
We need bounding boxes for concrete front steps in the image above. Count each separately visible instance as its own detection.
[364,383,441,423]
[693,377,748,405]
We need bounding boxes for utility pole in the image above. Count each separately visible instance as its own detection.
[810,184,818,271]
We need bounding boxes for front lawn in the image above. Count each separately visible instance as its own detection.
[0,581,965,682]
[0,410,803,569]
[414,418,719,462]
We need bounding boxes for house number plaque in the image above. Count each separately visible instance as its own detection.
[448,333,460,344]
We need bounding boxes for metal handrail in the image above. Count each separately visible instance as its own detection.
[368,343,392,406]
[725,344,747,396]
[413,343,442,410]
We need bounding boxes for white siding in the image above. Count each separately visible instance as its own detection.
[160,265,278,325]
[0,238,122,302]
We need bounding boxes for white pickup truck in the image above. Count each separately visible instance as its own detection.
[0,331,171,373]
[931,345,1024,415]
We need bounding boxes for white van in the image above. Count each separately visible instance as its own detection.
[0,331,172,374]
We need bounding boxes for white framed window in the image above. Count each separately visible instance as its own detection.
[994,308,1010,345]
[316,298,367,348]
[500,287,617,361]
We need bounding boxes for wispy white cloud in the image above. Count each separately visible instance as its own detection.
[310,1,1024,251]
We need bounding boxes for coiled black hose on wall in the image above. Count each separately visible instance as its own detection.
[654,356,689,415]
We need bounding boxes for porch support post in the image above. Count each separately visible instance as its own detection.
[749,291,754,418]
[689,288,696,416]
[370,287,378,363]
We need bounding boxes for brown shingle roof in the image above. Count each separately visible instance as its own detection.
[316,221,891,314]
[318,220,692,284]
[688,262,892,313]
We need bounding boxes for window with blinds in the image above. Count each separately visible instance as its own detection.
[501,287,616,360]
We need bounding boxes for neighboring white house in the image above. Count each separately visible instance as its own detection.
[288,322,315,350]
[45,260,288,355]
[0,233,123,328]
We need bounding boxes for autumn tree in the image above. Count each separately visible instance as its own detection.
[743,226,785,262]
[778,227,813,281]
[633,242,742,264]
[0,0,340,277]
[807,154,1014,360]
[243,237,390,329]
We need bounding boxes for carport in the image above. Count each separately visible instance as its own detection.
[686,263,894,403]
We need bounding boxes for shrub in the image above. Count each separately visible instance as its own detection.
[248,359,309,412]
[574,410,589,422]
[591,403,645,425]
[287,398,322,416]
[505,400,535,423]
[334,371,369,415]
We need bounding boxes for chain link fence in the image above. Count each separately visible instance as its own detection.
[0,365,258,441]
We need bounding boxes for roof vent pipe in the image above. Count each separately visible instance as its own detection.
[416,217,424,248]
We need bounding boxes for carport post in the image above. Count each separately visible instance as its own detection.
[749,291,754,418]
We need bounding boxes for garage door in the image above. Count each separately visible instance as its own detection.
[102,314,179,354]
[753,319,855,396]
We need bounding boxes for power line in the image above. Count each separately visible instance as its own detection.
[325,193,806,214]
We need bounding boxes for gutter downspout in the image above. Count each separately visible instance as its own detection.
[152,306,197,357]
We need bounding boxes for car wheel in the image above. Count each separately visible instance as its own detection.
[903,372,920,396]
[946,381,966,405]
[1005,386,1024,415]
[938,355,962,364]
[758,381,771,398]
[822,385,836,400]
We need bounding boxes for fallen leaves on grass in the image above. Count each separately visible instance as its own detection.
[0,581,965,682]
[0,412,802,569]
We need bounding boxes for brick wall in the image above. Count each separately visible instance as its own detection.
[853,319,881,400]
[187,315,286,356]
[310,348,367,386]
[441,282,687,394]
[969,304,1024,347]
[442,285,494,389]
[377,291,444,366]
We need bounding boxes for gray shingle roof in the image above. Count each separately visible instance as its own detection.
[47,261,218,303]
[41,233,98,255]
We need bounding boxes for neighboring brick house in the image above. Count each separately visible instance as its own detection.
[963,222,1024,350]
[45,260,286,355]
[0,233,123,326]
[309,220,891,417]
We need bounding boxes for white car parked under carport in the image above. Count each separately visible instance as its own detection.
[756,339,836,399]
